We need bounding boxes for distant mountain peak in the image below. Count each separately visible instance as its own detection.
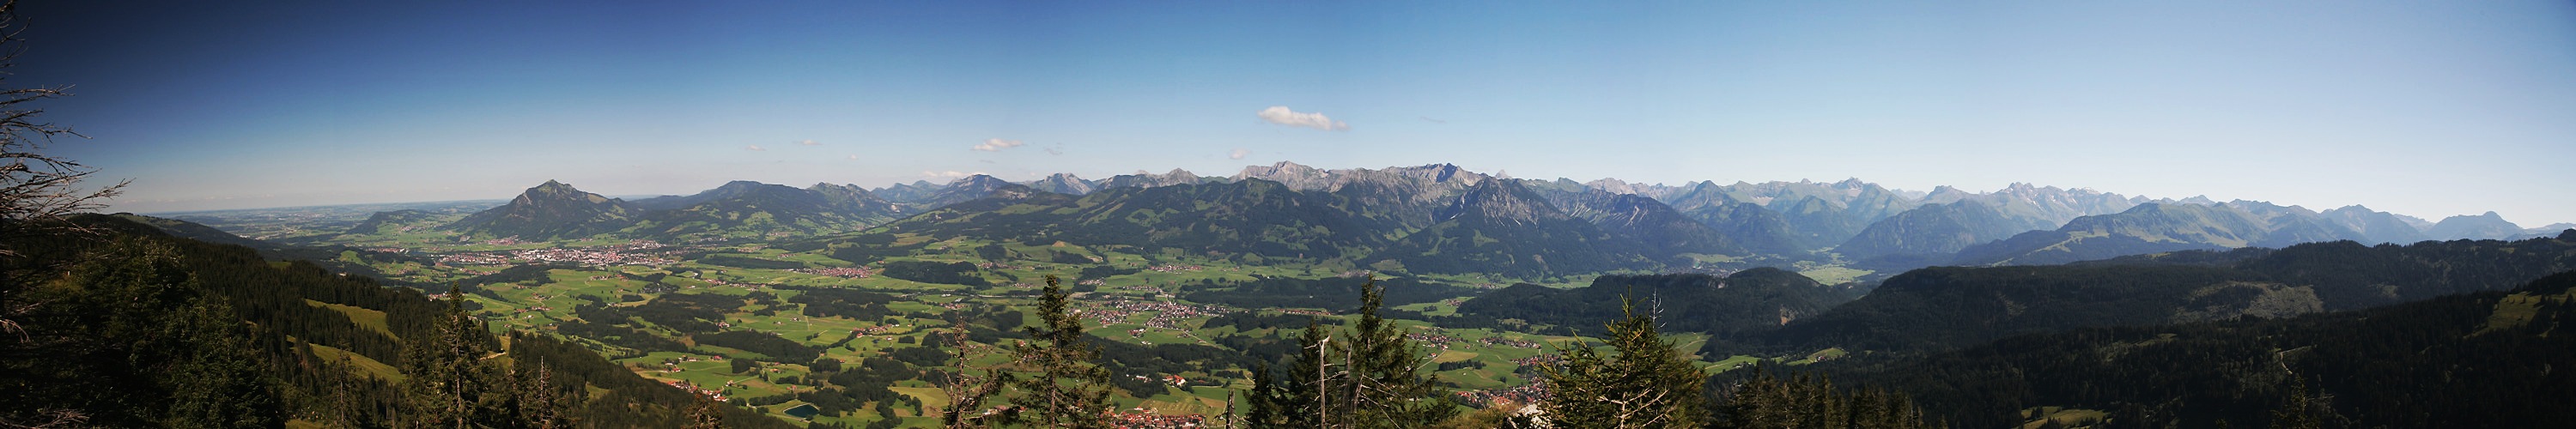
[443,180,636,239]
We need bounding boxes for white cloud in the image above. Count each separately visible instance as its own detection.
[744,144,767,151]
[798,139,821,146]
[971,138,1025,152]
[922,171,983,178]
[1258,106,1348,131]
[847,154,859,160]
[1229,148,1251,160]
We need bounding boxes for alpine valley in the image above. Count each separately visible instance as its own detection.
[73,160,2573,428]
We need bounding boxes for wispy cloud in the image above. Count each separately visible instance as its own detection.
[846,154,859,160]
[744,144,767,151]
[1229,148,1251,160]
[1044,144,1065,156]
[1258,106,1348,131]
[972,138,1026,152]
[797,139,821,146]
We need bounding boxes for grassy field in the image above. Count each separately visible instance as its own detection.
[279,224,1873,427]
[1797,266,1873,286]
[307,299,396,339]
[309,343,404,382]
[2018,406,2109,428]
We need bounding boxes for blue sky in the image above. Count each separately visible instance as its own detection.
[19,1,2576,225]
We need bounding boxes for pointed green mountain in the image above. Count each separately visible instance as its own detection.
[442,180,640,240]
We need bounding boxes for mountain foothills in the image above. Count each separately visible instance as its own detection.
[18,160,2576,428]
[386,162,2566,275]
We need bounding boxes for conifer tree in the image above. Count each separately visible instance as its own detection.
[934,315,1013,429]
[1245,319,1328,428]
[683,394,724,429]
[1247,276,1452,429]
[1712,366,1941,429]
[399,285,507,428]
[1008,275,1114,428]
[1337,276,1455,428]
[512,358,580,429]
[164,296,283,429]
[1538,299,1705,428]
[2269,378,2323,429]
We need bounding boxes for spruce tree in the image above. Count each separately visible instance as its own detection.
[1336,276,1455,428]
[1712,366,1941,429]
[2269,378,2323,429]
[512,357,580,429]
[398,286,507,428]
[1246,319,1329,428]
[1008,275,1115,428]
[682,394,723,429]
[163,296,284,429]
[1538,299,1705,428]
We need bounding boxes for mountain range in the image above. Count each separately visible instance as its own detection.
[393,161,2567,276]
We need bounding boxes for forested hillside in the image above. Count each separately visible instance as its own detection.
[1777,270,2576,427]
[0,216,793,428]
[1752,233,2576,354]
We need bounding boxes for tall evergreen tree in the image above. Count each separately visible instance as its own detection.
[683,394,724,429]
[398,286,509,428]
[1008,275,1115,428]
[2268,378,2323,429]
[163,295,284,429]
[5,239,283,427]
[933,316,1014,429]
[1246,276,1453,429]
[1337,276,1455,428]
[1538,299,1706,428]
[1713,366,1941,429]
[1245,319,1329,428]
[512,357,580,429]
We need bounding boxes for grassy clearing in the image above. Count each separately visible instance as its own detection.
[2018,407,2109,428]
[1797,266,1872,285]
[309,343,404,382]
[307,299,395,339]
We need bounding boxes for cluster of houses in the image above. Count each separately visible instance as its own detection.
[1481,335,1543,349]
[1456,383,1552,409]
[794,266,876,278]
[1087,299,1233,332]
[1511,355,1560,369]
[1145,263,1204,273]
[432,246,680,267]
[665,380,728,402]
[1405,331,1463,349]
[1103,408,1209,428]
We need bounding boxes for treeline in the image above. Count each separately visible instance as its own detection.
[1745,233,2576,355]
[1230,280,1943,428]
[1182,275,1479,310]
[1786,270,2576,428]
[785,287,899,320]
[695,330,823,362]
[1456,269,1854,338]
[879,260,990,286]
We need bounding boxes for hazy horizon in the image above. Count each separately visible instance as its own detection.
[123,160,2574,232]
[19,1,2575,224]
